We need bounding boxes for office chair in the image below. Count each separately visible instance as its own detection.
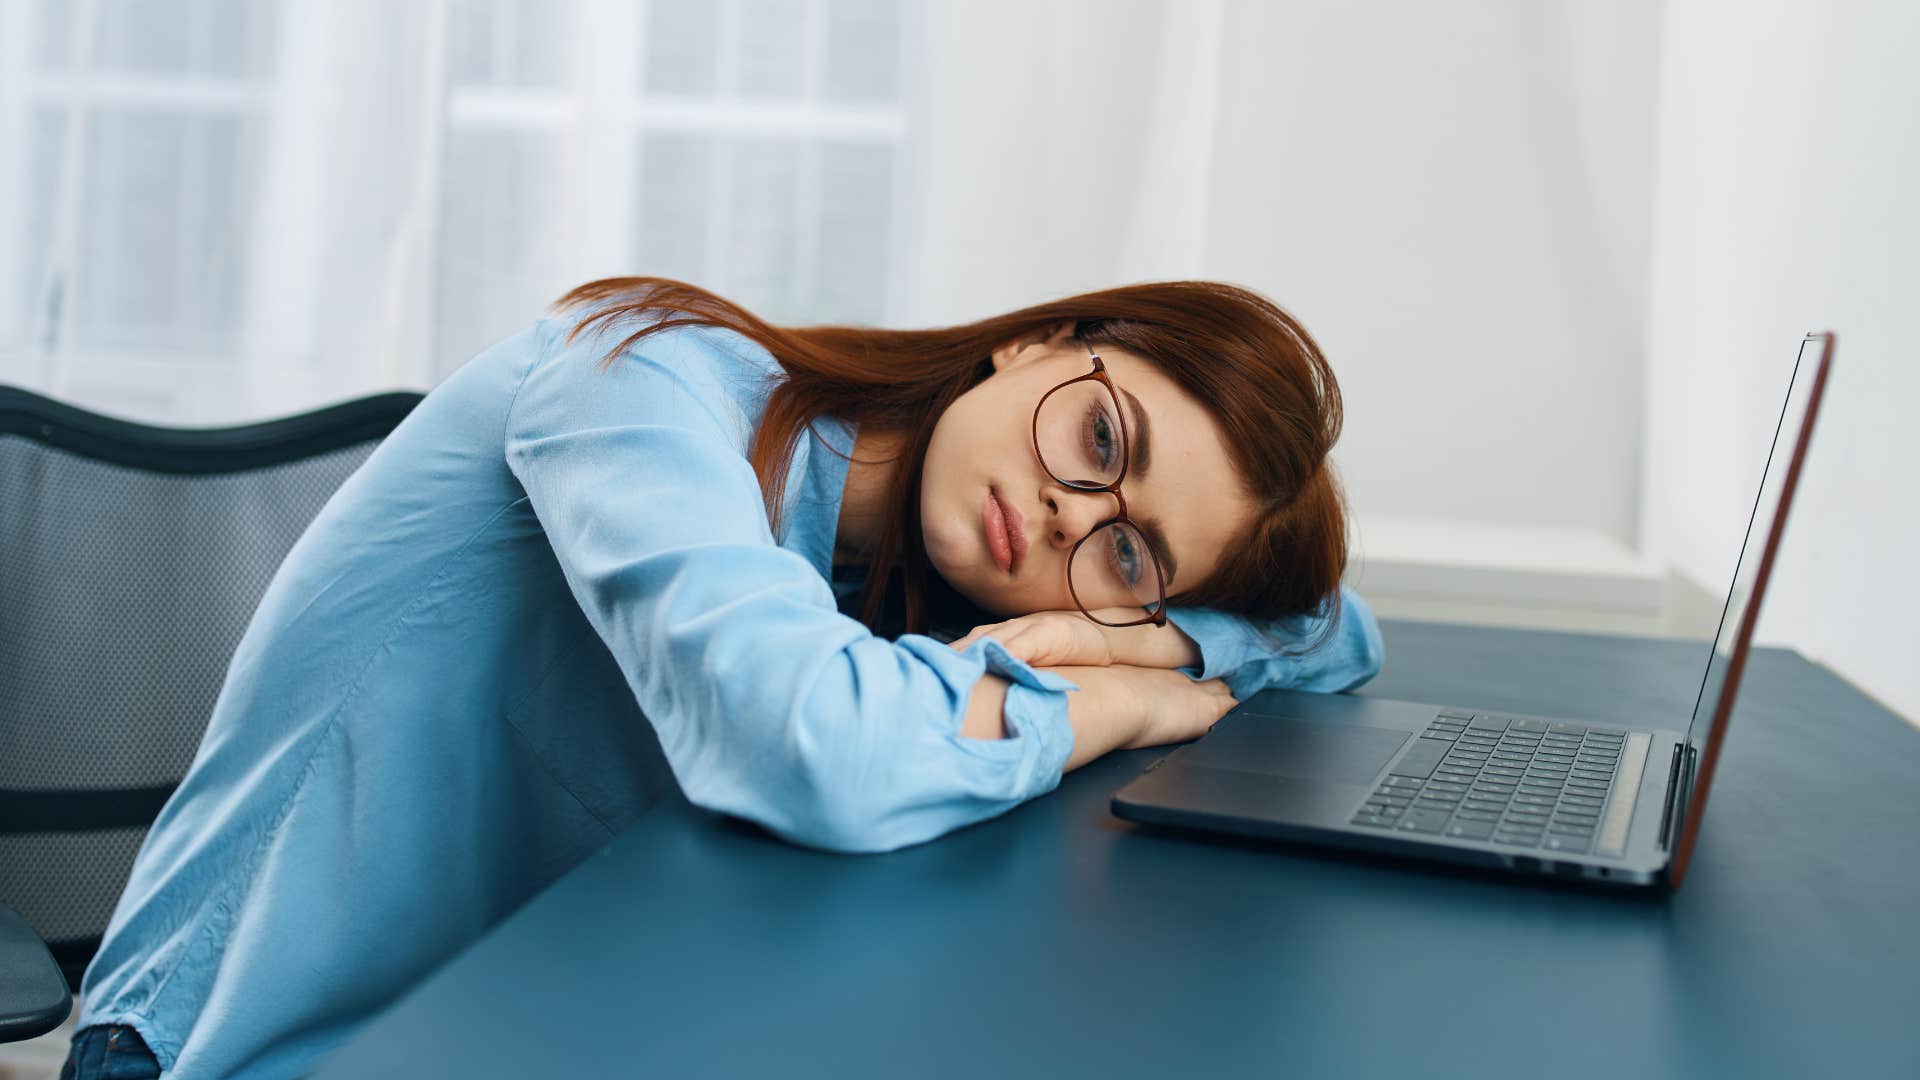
[0,384,422,1043]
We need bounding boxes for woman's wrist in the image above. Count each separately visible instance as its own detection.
[1091,611,1203,671]
[1047,664,1148,772]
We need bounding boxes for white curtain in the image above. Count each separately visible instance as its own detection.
[1,0,922,424]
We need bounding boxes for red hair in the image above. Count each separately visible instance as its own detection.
[549,276,1351,656]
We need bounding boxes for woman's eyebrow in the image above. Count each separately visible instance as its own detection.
[1116,384,1177,587]
[1118,385,1153,478]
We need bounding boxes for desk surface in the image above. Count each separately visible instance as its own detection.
[319,620,1920,1079]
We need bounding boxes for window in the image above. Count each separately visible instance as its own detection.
[435,0,911,379]
[0,0,912,417]
[1,0,279,416]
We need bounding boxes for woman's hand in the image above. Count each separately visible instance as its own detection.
[948,611,1117,668]
[1045,663,1241,771]
[1117,666,1240,750]
[948,607,1205,672]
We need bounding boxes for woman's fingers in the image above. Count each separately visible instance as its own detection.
[949,624,1004,653]
[949,614,1099,667]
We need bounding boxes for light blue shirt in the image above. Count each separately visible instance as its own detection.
[77,313,1384,1077]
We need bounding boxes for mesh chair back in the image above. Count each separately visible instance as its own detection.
[0,385,422,991]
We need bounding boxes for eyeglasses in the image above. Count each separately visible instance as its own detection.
[1029,339,1170,628]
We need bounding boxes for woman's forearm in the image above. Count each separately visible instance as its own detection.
[1048,665,1147,772]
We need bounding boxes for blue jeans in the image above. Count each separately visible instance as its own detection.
[59,1024,161,1080]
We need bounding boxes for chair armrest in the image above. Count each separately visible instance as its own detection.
[0,899,71,1044]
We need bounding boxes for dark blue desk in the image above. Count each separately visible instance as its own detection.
[318,620,1920,1079]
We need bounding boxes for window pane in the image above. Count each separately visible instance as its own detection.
[448,0,577,90]
[724,136,802,319]
[15,108,67,352]
[31,0,71,70]
[433,126,565,380]
[634,131,716,289]
[810,139,892,323]
[35,0,278,78]
[736,0,805,98]
[824,0,902,103]
[72,108,260,358]
[643,0,719,95]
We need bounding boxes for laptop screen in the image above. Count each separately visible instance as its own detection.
[1674,333,1833,835]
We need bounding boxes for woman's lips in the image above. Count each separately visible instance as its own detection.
[984,486,1026,575]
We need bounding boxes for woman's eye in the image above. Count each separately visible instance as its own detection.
[1109,527,1141,587]
[1082,404,1117,471]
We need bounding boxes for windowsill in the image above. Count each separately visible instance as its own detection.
[1343,513,1707,639]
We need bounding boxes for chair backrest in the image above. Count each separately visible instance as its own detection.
[0,385,422,991]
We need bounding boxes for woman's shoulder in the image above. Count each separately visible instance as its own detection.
[526,311,785,439]
[533,312,780,384]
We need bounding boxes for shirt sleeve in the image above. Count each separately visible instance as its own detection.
[1164,583,1387,702]
[502,317,1080,855]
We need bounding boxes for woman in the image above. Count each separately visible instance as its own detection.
[62,277,1383,1078]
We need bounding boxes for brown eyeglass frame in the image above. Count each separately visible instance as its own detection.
[1029,339,1170,627]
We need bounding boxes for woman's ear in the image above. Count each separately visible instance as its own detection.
[989,319,1079,373]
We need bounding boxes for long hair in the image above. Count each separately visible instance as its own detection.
[547,276,1352,656]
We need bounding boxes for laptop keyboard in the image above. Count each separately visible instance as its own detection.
[1349,711,1635,856]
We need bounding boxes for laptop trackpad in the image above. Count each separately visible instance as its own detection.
[1181,716,1411,785]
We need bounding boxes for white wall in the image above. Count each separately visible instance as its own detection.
[900,0,1664,549]
[1204,0,1662,546]
[1643,0,1920,725]
[901,0,1917,724]
[893,0,1167,322]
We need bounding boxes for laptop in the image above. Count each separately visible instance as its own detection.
[1111,331,1837,891]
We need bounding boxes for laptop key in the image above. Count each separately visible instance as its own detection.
[1388,738,1453,779]
[1495,834,1544,848]
[1397,809,1451,833]
[1350,814,1395,828]
[1508,718,1549,733]
[1543,834,1592,854]
[1446,819,1498,840]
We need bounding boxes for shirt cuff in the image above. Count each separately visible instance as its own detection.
[895,634,1079,783]
[1163,604,1254,682]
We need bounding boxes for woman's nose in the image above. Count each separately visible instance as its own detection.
[1044,487,1117,548]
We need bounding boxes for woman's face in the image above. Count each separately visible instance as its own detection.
[920,321,1256,619]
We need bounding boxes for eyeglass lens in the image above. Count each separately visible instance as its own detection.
[1034,377,1164,616]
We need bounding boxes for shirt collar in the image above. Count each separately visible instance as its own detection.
[784,413,859,584]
